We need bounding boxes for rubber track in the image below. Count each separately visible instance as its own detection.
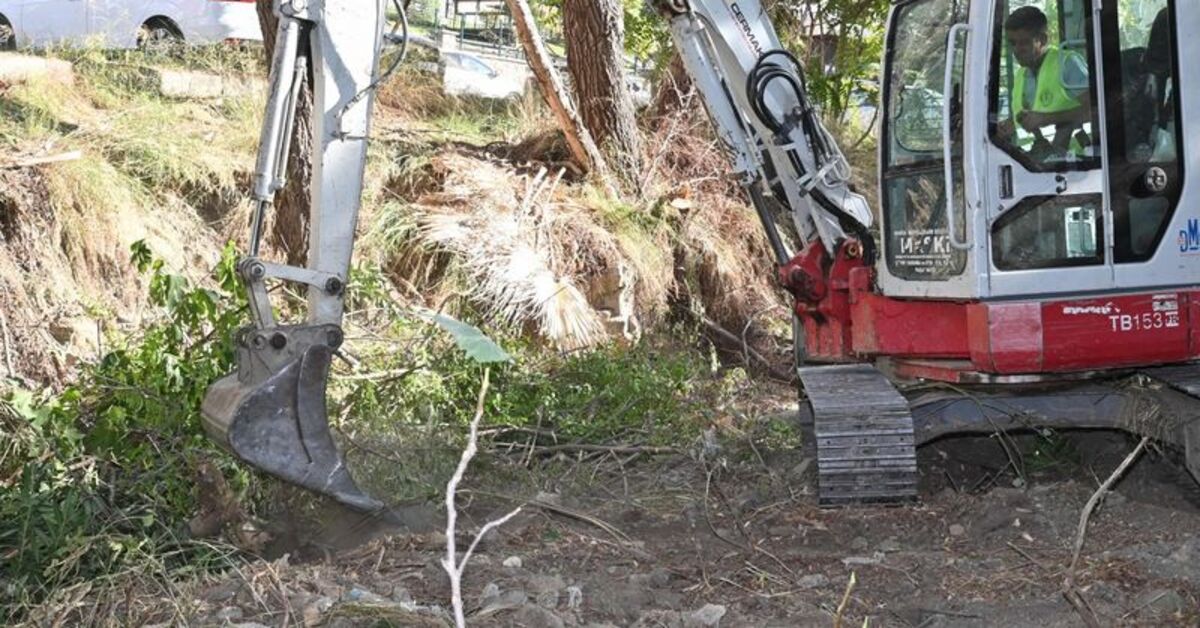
[1143,364,1200,398]
[798,364,918,505]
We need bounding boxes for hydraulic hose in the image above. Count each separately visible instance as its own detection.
[744,50,876,265]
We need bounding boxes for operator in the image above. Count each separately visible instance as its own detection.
[995,6,1092,159]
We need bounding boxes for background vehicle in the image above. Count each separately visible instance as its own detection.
[0,0,261,50]
[442,50,525,100]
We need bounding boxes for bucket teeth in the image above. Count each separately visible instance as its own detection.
[202,344,384,514]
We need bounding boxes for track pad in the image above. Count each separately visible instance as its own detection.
[203,344,384,514]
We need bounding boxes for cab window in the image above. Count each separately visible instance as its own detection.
[880,0,970,281]
[1105,1,1182,262]
[988,0,1100,171]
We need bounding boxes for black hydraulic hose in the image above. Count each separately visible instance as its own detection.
[812,188,877,266]
[745,49,876,265]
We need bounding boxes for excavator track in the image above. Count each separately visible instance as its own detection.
[1142,363,1200,398]
[798,364,918,505]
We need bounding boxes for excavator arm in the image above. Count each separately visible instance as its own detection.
[202,0,389,515]
[202,0,878,512]
[653,0,874,265]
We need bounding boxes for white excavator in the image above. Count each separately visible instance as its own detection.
[204,0,1200,514]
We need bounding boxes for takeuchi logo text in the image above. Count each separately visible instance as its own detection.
[1062,302,1119,316]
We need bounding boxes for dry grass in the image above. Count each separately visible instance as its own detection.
[0,59,258,384]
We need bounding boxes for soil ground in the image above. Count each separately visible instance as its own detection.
[170,390,1200,628]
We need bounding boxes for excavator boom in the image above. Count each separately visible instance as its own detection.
[202,0,388,514]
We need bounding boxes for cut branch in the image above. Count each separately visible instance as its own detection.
[502,0,615,193]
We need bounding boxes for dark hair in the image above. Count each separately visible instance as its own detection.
[1005,6,1048,35]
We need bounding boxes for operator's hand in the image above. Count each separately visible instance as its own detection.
[997,118,1016,138]
[1017,110,1049,132]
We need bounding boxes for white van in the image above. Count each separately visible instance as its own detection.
[0,0,261,50]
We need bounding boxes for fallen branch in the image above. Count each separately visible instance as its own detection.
[465,488,649,560]
[1068,436,1149,576]
[0,311,13,379]
[525,443,680,457]
[700,315,793,381]
[833,571,857,628]
[1062,435,1150,628]
[3,150,83,169]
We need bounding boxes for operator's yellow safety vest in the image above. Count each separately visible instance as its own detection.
[1013,46,1081,117]
[1012,47,1087,155]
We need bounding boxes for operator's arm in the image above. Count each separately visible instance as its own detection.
[1017,90,1091,130]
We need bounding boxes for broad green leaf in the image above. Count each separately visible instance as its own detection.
[418,309,511,364]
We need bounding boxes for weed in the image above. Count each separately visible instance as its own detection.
[0,242,250,620]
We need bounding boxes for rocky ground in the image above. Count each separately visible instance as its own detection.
[155,427,1200,628]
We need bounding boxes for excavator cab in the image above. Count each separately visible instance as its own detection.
[863,0,1194,377]
[880,0,1186,302]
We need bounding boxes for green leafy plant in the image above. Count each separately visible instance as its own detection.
[0,241,250,619]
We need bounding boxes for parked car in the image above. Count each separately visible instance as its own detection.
[0,0,261,51]
[442,50,524,100]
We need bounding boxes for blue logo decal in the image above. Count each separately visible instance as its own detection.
[1179,219,1200,254]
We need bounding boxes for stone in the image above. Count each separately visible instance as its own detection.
[535,491,562,506]
[796,574,829,589]
[513,604,566,628]
[1138,589,1186,615]
[503,555,523,568]
[528,574,566,608]
[850,536,870,550]
[565,585,584,610]
[343,587,388,604]
[628,568,670,588]
[302,597,334,627]
[842,552,885,567]
[767,526,794,537]
[156,68,265,99]
[949,524,966,537]
[479,582,501,606]
[1169,537,1200,564]
[878,537,902,553]
[0,54,74,85]
[684,604,727,627]
[390,586,414,606]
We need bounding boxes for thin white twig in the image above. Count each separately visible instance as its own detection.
[441,368,524,628]
[0,311,14,378]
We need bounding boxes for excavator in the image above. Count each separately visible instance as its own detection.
[203,0,1200,514]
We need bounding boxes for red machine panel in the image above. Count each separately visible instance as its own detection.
[1039,292,1192,371]
[784,244,1200,379]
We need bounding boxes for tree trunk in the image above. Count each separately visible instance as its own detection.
[650,51,694,122]
[503,0,613,187]
[256,0,312,266]
[562,0,642,186]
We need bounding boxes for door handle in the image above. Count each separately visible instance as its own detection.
[1144,166,1169,194]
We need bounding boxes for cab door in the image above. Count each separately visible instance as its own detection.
[1104,1,1192,290]
[19,0,88,47]
[982,0,1112,299]
[876,0,977,300]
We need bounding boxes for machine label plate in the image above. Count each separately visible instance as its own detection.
[891,228,957,276]
[1040,292,1191,370]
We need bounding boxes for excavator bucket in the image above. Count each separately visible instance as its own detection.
[202,344,385,514]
